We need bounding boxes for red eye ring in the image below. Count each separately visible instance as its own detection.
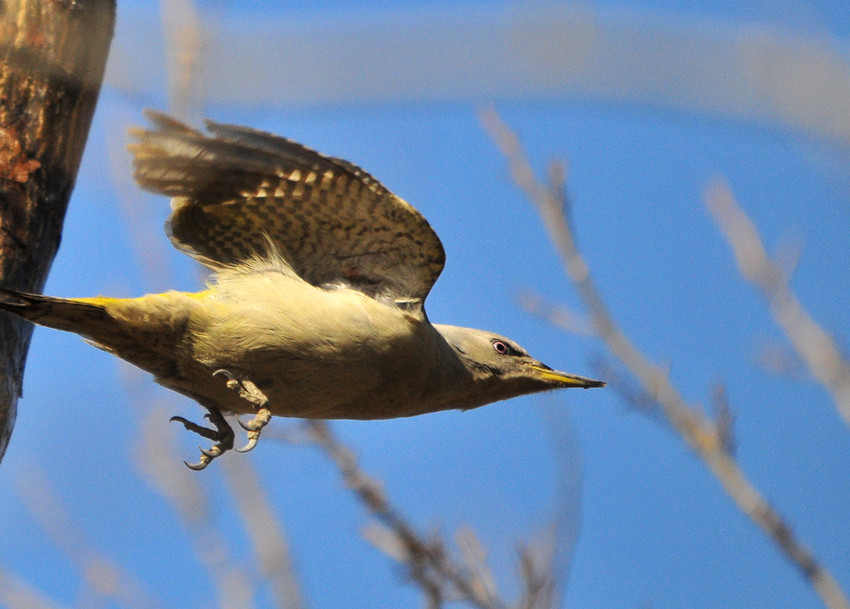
[492,340,509,355]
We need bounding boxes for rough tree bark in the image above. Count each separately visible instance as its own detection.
[0,0,115,463]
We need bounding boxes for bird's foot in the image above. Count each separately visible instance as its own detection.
[214,368,273,453]
[234,409,273,453]
[170,407,235,470]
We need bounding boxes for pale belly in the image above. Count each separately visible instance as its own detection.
[159,341,441,420]
[165,283,448,420]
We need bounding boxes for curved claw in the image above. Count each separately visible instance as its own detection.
[235,435,259,453]
[183,459,210,471]
[170,406,235,470]
[199,446,220,458]
[233,415,251,431]
[213,368,237,381]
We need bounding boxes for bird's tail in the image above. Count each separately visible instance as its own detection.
[0,288,113,337]
[0,288,193,378]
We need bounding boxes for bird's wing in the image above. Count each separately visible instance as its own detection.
[129,110,446,307]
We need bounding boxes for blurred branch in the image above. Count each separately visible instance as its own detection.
[517,291,594,336]
[588,356,665,419]
[757,340,809,380]
[0,567,70,609]
[158,0,209,122]
[515,537,558,609]
[710,382,736,455]
[220,444,305,609]
[109,6,850,150]
[306,420,565,609]
[454,527,499,604]
[134,404,256,609]
[704,179,850,429]
[16,468,164,609]
[480,107,850,609]
[533,403,585,609]
[306,420,505,609]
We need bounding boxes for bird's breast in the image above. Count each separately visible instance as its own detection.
[185,280,446,419]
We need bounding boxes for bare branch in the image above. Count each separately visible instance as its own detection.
[0,567,70,609]
[588,356,665,420]
[159,0,210,122]
[517,290,594,336]
[455,527,500,605]
[705,179,850,429]
[532,404,584,609]
[220,444,306,609]
[134,404,256,609]
[306,417,571,608]
[481,108,850,609]
[16,468,165,609]
[757,340,809,379]
[305,420,510,609]
[515,538,558,609]
[710,382,736,455]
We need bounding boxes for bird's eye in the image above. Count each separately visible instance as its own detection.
[492,340,509,355]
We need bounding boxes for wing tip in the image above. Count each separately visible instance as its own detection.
[141,109,200,134]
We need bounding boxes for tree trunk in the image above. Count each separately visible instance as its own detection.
[0,0,116,463]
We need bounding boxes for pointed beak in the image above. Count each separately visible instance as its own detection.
[530,365,605,388]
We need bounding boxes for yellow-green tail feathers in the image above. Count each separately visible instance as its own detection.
[0,288,113,337]
[0,288,194,378]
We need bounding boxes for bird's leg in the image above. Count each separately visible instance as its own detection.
[213,369,273,453]
[170,406,235,471]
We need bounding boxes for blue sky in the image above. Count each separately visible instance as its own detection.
[1,2,849,609]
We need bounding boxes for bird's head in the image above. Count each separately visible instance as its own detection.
[433,324,604,409]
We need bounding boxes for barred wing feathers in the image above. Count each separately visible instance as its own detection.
[130,111,446,308]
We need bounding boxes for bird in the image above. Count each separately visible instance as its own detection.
[0,111,604,470]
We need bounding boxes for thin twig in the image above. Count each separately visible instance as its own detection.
[709,382,736,455]
[15,467,166,609]
[516,290,594,336]
[532,403,584,609]
[0,567,71,609]
[220,445,306,609]
[757,340,808,379]
[515,539,558,609]
[480,107,849,609]
[133,403,257,609]
[704,179,850,429]
[455,527,500,605]
[160,0,210,123]
[308,417,571,609]
[587,355,665,420]
[305,420,510,609]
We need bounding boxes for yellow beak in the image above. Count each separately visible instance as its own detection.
[530,365,605,388]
